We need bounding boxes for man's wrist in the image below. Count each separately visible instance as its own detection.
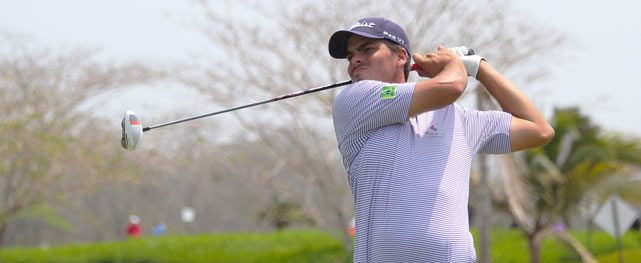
[462,55,485,79]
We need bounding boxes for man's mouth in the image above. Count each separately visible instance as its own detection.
[352,65,366,75]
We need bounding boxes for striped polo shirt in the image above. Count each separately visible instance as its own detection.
[332,80,512,262]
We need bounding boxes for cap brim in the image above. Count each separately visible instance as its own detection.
[328,30,384,59]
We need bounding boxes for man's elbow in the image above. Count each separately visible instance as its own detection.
[455,77,467,95]
[538,125,555,146]
[511,122,555,152]
[446,78,466,103]
[430,80,466,108]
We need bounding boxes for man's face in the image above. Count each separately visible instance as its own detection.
[345,35,405,83]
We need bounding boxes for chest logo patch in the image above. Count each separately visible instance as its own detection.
[427,124,442,137]
[380,85,397,100]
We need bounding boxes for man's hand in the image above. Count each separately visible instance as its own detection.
[411,46,484,78]
[448,46,471,57]
[449,46,484,78]
[411,46,462,78]
[407,45,468,117]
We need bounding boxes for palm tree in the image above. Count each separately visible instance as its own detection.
[499,107,641,263]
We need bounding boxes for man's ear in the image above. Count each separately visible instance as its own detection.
[397,48,409,66]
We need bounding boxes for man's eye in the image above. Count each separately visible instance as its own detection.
[346,55,353,61]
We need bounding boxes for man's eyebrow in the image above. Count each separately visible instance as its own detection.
[346,40,377,56]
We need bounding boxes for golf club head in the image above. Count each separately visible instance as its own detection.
[121,110,143,150]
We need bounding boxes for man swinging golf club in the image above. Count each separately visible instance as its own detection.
[329,17,554,262]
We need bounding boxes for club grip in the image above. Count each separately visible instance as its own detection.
[410,48,475,71]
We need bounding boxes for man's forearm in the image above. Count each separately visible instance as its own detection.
[476,60,554,151]
[476,61,546,125]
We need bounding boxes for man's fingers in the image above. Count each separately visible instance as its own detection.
[412,53,421,60]
[411,53,425,72]
[412,53,424,63]
[412,53,439,78]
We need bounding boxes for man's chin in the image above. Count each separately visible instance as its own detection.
[350,74,362,82]
[351,73,372,82]
[352,77,382,83]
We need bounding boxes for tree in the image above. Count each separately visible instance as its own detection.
[183,0,565,257]
[0,39,160,248]
[257,194,314,230]
[499,107,641,263]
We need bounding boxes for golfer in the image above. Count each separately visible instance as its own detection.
[329,17,554,262]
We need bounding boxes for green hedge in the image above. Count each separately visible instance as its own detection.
[0,229,348,263]
[2,228,641,262]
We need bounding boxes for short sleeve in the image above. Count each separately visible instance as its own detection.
[458,105,512,154]
[332,80,414,168]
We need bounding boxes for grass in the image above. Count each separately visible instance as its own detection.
[476,228,641,262]
[598,248,641,263]
[2,228,641,262]
[476,228,572,263]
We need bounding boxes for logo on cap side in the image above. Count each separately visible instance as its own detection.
[383,31,405,45]
[350,21,376,30]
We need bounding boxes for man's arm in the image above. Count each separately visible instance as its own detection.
[476,61,555,152]
[408,46,468,117]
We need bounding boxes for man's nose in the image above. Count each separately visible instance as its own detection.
[351,54,363,65]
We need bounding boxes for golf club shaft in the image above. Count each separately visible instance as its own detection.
[143,80,353,132]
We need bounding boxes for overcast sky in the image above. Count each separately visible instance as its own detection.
[1,0,640,136]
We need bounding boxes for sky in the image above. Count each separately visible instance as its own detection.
[1,0,640,136]
[509,1,641,136]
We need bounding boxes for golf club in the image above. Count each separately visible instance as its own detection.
[120,80,352,150]
[120,46,475,150]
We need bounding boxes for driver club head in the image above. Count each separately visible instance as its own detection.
[121,110,143,150]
